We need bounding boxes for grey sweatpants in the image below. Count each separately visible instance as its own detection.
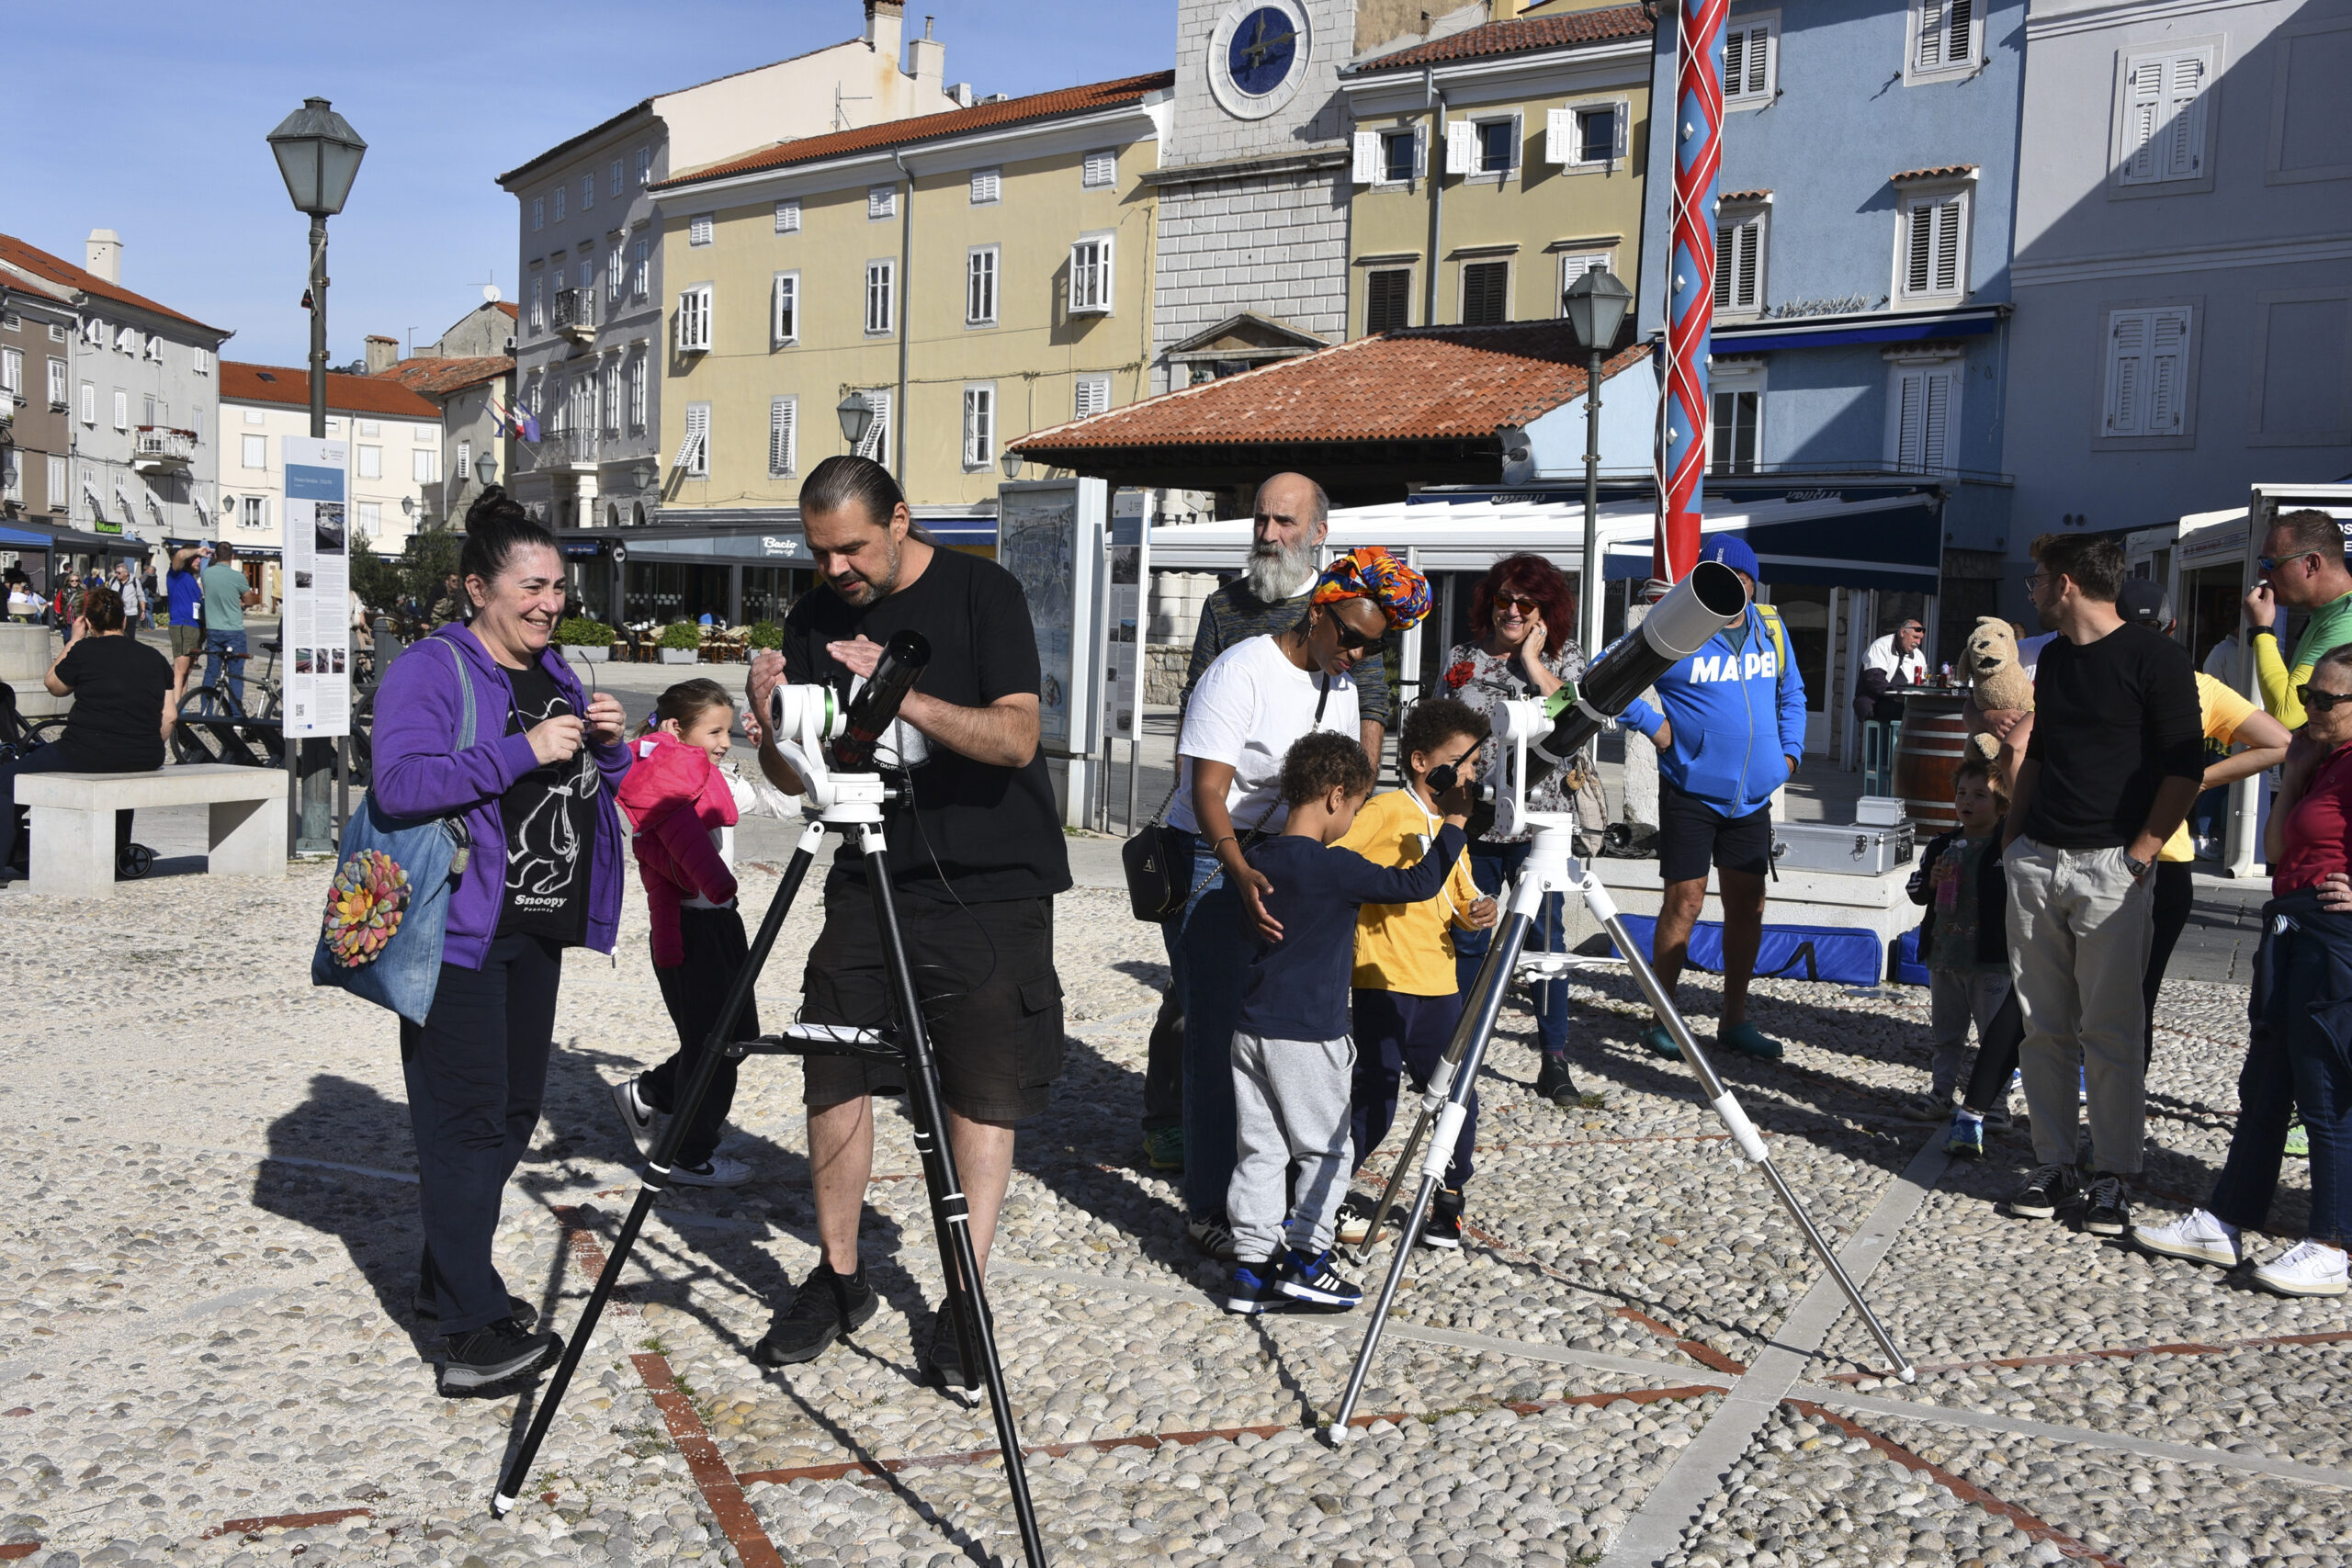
[1227,1030,1355,1263]
[2004,838,2154,1175]
[1928,967,2013,1102]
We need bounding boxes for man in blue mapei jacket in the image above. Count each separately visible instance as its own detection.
[1617,536,1807,1061]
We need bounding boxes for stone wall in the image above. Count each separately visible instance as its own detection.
[1145,644,1190,705]
[1151,168,1352,389]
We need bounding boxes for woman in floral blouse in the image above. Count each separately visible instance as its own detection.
[1442,553,1595,1109]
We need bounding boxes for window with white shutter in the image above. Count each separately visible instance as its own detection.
[1555,253,1612,313]
[854,390,891,460]
[581,174,594,211]
[47,455,65,510]
[678,402,710,476]
[2101,306,2194,438]
[1909,0,1981,81]
[244,496,267,530]
[357,419,380,436]
[1351,130,1381,185]
[865,260,895,334]
[611,158,625,197]
[1896,189,1968,301]
[967,247,999,326]
[970,167,1001,205]
[112,389,128,431]
[356,445,382,480]
[607,243,625,304]
[1075,377,1112,420]
[413,447,440,484]
[962,385,995,468]
[628,355,648,431]
[1445,120,1478,176]
[47,357,65,408]
[769,396,797,477]
[868,185,897,220]
[1081,149,1115,188]
[532,197,544,231]
[553,185,565,223]
[689,213,713,246]
[775,198,800,233]
[2117,48,2211,187]
[603,359,622,436]
[1069,237,1114,314]
[1724,15,1779,109]
[0,349,18,396]
[193,345,211,375]
[637,146,651,186]
[632,237,650,299]
[773,272,800,345]
[79,381,95,425]
[1551,100,1631,167]
[1714,211,1765,312]
[677,285,712,352]
[531,275,544,330]
[1887,361,1962,470]
[356,501,380,534]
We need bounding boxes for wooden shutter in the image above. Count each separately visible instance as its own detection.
[1724,21,1771,99]
[1919,369,1954,468]
[1545,108,1572,165]
[1714,220,1759,310]
[2164,54,2207,179]
[1894,370,1926,467]
[854,391,890,460]
[1367,269,1410,333]
[963,387,991,467]
[1462,262,1509,325]
[770,398,796,475]
[1932,198,1962,293]
[1445,121,1478,175]
[2146,308,2191,434]
[2123,56,2165,182]
[1351,131,1380,184]
[684,403,709,474]
[1076,378,1109,420]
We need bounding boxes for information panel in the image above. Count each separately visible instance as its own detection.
[1099,490,1147,745]
[280,436,351,739]
[998,477,1104,755]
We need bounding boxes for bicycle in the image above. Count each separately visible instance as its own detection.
[186,638,283,724]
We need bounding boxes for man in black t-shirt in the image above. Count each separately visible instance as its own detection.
[743,456,1070,1389]
[2000,535,2202,1238]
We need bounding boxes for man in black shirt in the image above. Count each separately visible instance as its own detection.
[743,456,1070,1389]
[2001,534,2203,1237]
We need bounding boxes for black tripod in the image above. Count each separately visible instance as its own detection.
[493,637,1048,1567]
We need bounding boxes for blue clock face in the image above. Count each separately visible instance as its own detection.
[1227,6,1299,96]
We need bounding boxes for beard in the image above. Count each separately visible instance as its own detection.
[825,536,901,605]
[1244,536,1317,604]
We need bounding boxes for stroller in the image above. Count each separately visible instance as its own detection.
[0,679,155,881]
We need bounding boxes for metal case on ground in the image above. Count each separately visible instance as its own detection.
[1771,820,1916,876]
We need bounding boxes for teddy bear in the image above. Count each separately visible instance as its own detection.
[1960,615,2034,773]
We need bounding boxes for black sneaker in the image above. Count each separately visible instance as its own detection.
[924,1308,982,1392]
[1220,1257,1290,1314]
[752,1262,878,1369]
[1419,1189,1464,1250]
[1333,1192,1382,1247]
[2082,1173,2132,1236]
[413,1289,538,1331]
[1532,1055,1578,1108]
[438,1320,562,1396]
[2006,1163,2081,1220]
[1277,1247,1363,1309]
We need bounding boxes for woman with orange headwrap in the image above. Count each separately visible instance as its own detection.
[1162,547,1430,1258]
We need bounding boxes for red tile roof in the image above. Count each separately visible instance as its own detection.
[0,231,229,336]
[1351,4,1654,72]
[1011,325,1651,455]
[660,71,1176,188]
[1892,164,1979,183]
[376,355,514,399]
[493,300,519,321]
[221,361,440,421]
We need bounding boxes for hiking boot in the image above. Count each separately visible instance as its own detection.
[2133,1208,2243,1269]
[668,1153,752,1189]
[751,1262,877,1369]
[1219,1258,1289,1315]
[438,1320,562,1396]
[2082,1173,2132,1236]
[1143,1125,1184,1171]
[1277,1247,1363,1309]
[1419,1189,1464,1250]
[2005,1163,2080,1220]
[1945,1110,1984,1161]
[1187,1210,1238,1262]
[1532,1055,1580,1108]
[2252,1239,2350,1298]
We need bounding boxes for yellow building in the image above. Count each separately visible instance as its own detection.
[1339,4,1656,335]
[651,72,1172,545]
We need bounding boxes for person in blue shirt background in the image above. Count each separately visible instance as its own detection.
[1617,536,1807,1062]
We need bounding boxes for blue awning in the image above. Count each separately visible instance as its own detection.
[926,517,999,546]
[0,524,51,548]
[1712,304,2007,355]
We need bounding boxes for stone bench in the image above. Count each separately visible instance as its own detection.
[17,764,286,898]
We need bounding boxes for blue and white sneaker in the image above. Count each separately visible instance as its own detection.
[1219,1258,1287,1315]
[1278,1247,1363,1309]
[1945,1109,1984,1160]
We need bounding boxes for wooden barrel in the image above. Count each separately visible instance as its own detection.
[1892,690,1973,832]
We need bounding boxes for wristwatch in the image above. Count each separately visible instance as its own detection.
[2124,853,2152,879]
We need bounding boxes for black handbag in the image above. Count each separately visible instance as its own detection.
[1122,818,1192,924]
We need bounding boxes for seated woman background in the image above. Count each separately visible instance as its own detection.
[0,586,175,880]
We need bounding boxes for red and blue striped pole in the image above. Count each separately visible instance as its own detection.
[1656,0,1726,585]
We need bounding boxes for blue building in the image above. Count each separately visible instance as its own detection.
[1637,0,2028,666]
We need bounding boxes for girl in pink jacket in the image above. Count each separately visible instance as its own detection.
[610,679,797,1186]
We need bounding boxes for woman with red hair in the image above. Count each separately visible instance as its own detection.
[1441,553,1596,1110]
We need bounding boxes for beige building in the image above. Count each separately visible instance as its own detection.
[1339,3,1657,334]
[646,70,1171,615]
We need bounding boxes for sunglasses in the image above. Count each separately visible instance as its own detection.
[2298,684,2352,714]
[1492,593,1543,613]
[1332,619,1389,654]
[2260,550,2321,574]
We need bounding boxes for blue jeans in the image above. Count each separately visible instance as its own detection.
[1453,839,1573,1059]
[2208,893,2352,1248]
[1166,837,1256,1218]
[202,628,248,713]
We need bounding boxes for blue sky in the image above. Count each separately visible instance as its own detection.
[9,1,1172,367]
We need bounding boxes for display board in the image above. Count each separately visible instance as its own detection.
[1100,490,1147,744]
[280,435,351,739]
[998,478,1104,755]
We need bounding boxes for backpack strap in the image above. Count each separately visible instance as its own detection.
[1756,604,1791,680]
[433,635,478,750]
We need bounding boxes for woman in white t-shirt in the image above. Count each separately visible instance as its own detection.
[1164,547,1431,1251]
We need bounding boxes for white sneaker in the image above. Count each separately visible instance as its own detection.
[611,1074,658,1148]
[2252,1239,2350,1298]
[669,1153,752,1189]
[2132,1208,2243,1268]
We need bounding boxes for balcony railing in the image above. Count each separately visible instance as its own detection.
[559,428,598,467]
[133,425,198,470]
[552,288,595,341]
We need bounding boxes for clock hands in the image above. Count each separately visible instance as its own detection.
[1238,11,1297,72]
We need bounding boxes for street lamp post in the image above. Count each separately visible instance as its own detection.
[836,391,875,451]
[1561,267,1634,668]
[266,96,366,857]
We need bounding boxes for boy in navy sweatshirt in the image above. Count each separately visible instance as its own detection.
[1221,731,1470,1314]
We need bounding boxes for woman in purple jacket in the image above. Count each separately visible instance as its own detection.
[372,490,631,1395]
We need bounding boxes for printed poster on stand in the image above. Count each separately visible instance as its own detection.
[280,435,351,738]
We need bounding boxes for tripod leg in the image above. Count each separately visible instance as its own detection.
[492,829,825,1517]
[860,832,1050,1568]
[1591,900,1917,1382]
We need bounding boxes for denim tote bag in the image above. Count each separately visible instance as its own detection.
[311,639,478,1024]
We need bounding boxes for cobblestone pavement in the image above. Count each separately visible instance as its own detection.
[2,867,2346,1567]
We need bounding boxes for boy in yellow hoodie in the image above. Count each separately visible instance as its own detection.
[1335,696,1498,1248]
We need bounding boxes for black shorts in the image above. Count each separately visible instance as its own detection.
[798,881,1064,1122]
[1657,781,1774,883]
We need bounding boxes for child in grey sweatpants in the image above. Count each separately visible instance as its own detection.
[1220,732,1470,1314]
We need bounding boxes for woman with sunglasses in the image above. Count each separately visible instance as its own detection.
[2135,644,2352,1297]
[1440,552,1597,1109]
[1163,547,1429,1260]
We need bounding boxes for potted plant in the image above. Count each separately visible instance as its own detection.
[747,621,786,651]
[659,621,702,664]
[554,616,616,662]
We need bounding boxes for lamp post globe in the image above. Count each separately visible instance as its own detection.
[266,97,368,218]
[1560,266,1632,355]
[836,390,875,448]
[631,460,657,491]
[1000,450,1023,480]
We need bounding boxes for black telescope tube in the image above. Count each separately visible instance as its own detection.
[835,630,932,770]
[1533,558,1749,767]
